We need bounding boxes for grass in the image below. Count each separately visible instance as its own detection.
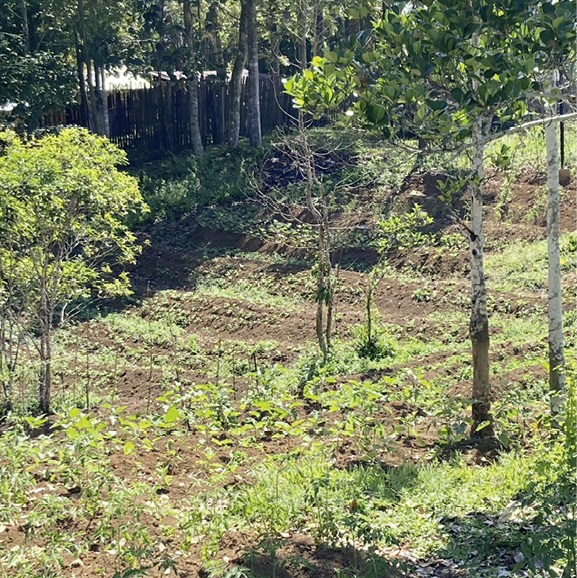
[195,276,303,309]
[485,231,576,293]
[485,121,577,174]
[103,311,185,346]
[2,410,546,578]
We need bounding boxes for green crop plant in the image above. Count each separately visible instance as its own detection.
[140,291,195,328]
[102,312,184,347]
[0,420,46,522]
[357,206,432,360]
[2,544,67,578]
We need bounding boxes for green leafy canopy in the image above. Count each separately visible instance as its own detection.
[0,127,148,309]
[285,0,576,146]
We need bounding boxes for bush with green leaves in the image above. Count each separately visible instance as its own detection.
[135,142,264,223]
[0,127,146,412]
[141,171,201,222]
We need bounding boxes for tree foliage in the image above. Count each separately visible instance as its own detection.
[0,0,77,126]
[286,0,575,143]
[0,127,147,412]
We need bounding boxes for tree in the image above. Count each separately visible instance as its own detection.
[229,0,250,149]
[246,0,262,146]
[183,0,205,157]
[286,0,575,437]
[72,0,142,136]
[293,119,334,358]
[545,112,566,416]
[0,127,146,413]
[535,1,576,414]
[0,0,77,130]
[251,122,338,357]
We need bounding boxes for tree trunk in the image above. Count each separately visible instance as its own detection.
[206,2,226,144]
[101,68,110,137]
[94,66,109,137]
[38,289,52,414]
[545,118,566,414]
[315,218,332,358]
[77,0,99,134]
[315,280,328,357]
[74,31,89,127]
[21,0,30,54]
[246,0,261,146]
[206,1,226,81]
[469,125,493,438]
[2,315,23,413]
[0,316,13,411]
[228,0,249,149]
[313,0,324,56]
[20,0,40,130]
[183,0,205,156]
[298,1,308,71]
[187,75,204,154]
[299,113,332,357]
[321,205,333,351]
[86,60,100,134]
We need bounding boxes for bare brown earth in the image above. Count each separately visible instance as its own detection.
[4,168,575,578]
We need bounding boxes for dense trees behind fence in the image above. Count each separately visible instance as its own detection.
[45,75,296,151]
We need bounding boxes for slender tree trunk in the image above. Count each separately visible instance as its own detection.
[94,65,109,137]
[74,31,89,127]
[314,211,333,358]
[469,122,493,438]
[38,289,52,414]
[322,202,333,350]
[545,118,566,414]
[100,68,110,137]
[187,75,204,154]
[183,0,204,156]
[207,1,226,80]
[228,0,249,149]
[2,315,23,413]
[206,1,226,144]
[299,113,332,357]
[298,0,309,71]
[315,242,329,357]
[20,0,41,130]
[21,0,30,54]
[77,0,99,134]
[246,0,261,146]
[315,199,333,358]
[268,19,281,76]
[86,60,100,134]
[0,316,12,411]
[313,0,324,56]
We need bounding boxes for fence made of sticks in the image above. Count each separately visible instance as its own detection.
[46,74,298,151]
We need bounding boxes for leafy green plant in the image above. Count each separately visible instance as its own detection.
[0,127,146,412]
[135,141,265,224]
[354,321,395,361]
[517,369,577,577]
[139,168,201,222]
[412,284,435,303]
[488,142,519,220]
[357,206,432,359]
